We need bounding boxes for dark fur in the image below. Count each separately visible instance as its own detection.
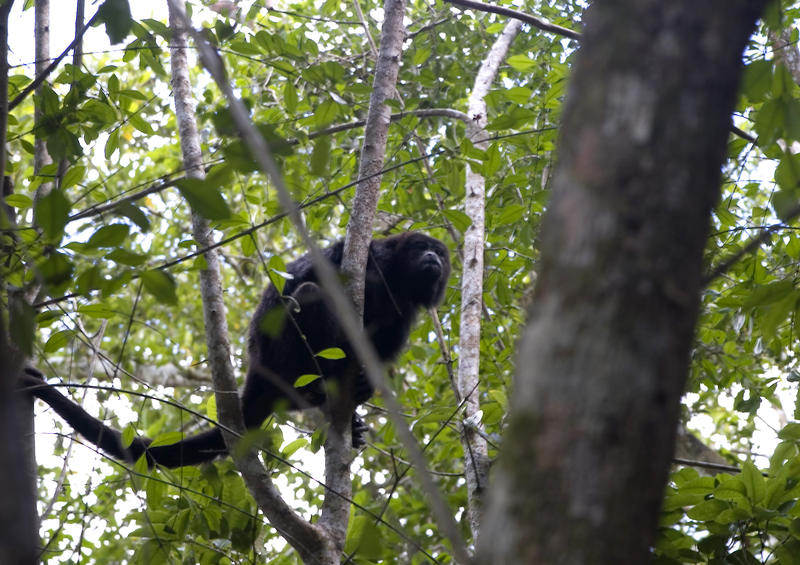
[19,232,450,468]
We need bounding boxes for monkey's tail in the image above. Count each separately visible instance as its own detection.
[18,367,227,469]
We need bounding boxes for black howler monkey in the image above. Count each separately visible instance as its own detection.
[19,232,450,468]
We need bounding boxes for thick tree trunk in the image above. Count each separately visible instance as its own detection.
[477,2,766,564]
[0,1,38,563]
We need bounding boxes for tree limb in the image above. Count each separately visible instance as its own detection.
[443,0,580,41]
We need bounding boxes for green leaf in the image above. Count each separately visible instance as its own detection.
[105,129,120,159]
[60,164,86,190]
[786,98,800,140]
[175,178,232,220]
[507,54,537,72]
[488,389,507,410]
[715,476,749,507]
[115,202,150,232]
[686,499,728,521]
[741,61,772,102]
[44,330,73,353]
[778,423,800,441]
[105,248,146,266]
[206,395,217,421]
[86,224,130,248]
[37,252,74,287]
[773,189,800,221]
[267,255,290,295]
[345,516,384,559]
[146,476,166,507]
[740,460,765,505]
[128,113,154,135]
[149,432,184,448]
[412,47,431,66]
[141,270,178,305]
[495,204,527,226]
[310,135,331,177]
[754,99,783,141]
[743,279,795,309]
[281,438,308,457]
[294,374,321,388]
[505,86,533,104]
[773,63,793,98]
[259,306,287,338]
[284,82,298,114]
[3,194,32,209]
[313,99,340,128]
[52,128,84,160]
[98,0,133,44]
[122,424,136,448]
[78,304,117,319]
[35,189,70,241]
[442,209,472,232]
[316,347,345,360]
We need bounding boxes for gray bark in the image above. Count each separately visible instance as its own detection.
[341,0,407,309]
[477,1,766,564]
[458,18,521,541]
[320,0,407,546]
[33,0,53,202]
[166,3,330,562]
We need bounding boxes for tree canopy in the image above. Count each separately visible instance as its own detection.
[4,0,800,563]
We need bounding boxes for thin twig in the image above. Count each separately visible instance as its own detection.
[703,202,800,285]
[9,10,100,111]
[672,457,742,474]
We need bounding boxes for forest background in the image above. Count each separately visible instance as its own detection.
[1,0,798,564]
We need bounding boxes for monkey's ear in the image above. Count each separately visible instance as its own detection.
[292,281,323,305]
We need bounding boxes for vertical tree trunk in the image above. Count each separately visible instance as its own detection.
[458,18,521,540]
[33,0,53,200]
[0,2,38,562]
[321,0,407,547]
[477,2,765,564]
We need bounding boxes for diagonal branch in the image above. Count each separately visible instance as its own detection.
[9,9,100,111]
[166,1,324,558]
[443,0,580,40]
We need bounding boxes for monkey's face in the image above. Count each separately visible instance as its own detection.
[397,233,450,308]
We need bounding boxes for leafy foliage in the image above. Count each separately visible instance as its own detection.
[10,0,800,562]
[4,0,570,562]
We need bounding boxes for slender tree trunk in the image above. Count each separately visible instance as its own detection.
[341,0,407,304]
[458,18,521,541]
[477,2,766,564]
[320,0,408,548]
[165,3,329,562]
[33,0,53,201]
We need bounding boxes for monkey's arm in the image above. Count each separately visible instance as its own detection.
[18,368,227,468]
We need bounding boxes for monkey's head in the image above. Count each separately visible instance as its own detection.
[385,232,450,309]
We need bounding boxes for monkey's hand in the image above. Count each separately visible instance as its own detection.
[18,366,46,389]
[352,413,369,449]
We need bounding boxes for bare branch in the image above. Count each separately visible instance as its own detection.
[443,0,581,41]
